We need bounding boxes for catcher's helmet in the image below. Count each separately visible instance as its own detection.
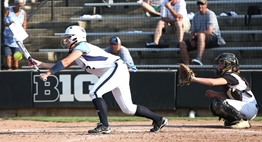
[214,53,239,75]
[61,26,86,49]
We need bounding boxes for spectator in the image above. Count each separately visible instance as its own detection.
[192,53,258,128]
[3,0,27,70]
[140,0,163,17]
[104,36,135,67]
[146,0,190,47]
[179,0,225,65]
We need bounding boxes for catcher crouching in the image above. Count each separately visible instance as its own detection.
[178,53,258,129]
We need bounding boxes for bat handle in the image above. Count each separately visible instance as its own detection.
[28,57,46,81]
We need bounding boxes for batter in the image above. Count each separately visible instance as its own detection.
[29,26,168,134]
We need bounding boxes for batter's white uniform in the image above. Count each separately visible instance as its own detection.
[73,42,137,115]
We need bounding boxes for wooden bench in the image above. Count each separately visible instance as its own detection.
[70,14,262,21]
[54,30,262,36]
[54,31,154,36]
[53,29,262,49]
[38,46,262,62]
[70,16,160,21]
[39,47,262,53]
[84,2,141,7]
[84,0,260,7]
[21,64,262,70]
[84,0,261,14]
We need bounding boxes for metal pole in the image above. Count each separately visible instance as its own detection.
[65,0,68,7]
[51,0,54,21]
[0,0,3,69]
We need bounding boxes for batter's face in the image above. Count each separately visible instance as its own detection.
[109,43,121,55]
[197,2,207,14]
[61,36,73,49]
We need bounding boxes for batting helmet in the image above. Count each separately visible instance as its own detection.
[61,26,86,49]
[214,53,239,75]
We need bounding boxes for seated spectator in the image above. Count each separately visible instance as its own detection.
[146,0,190,47]
[104,36,136,71]
[140,0,163,17]
[179,0,225,65]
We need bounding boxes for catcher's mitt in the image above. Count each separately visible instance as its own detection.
[178,63,195,86]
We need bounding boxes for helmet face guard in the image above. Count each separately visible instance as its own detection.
[60,35,77,49]
[60,26,86,49]
[214,53,239,76]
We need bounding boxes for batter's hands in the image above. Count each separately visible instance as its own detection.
[205,90,217,98]
[39,73,49,80]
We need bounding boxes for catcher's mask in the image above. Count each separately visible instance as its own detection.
[214,53,239,76]
[61,26,86,52]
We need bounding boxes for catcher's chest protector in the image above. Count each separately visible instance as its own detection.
[222,74,252,101]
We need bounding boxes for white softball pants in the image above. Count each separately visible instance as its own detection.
[226,99,258,120]
[89,59,137,115]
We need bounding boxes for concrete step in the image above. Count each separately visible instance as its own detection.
[73,16,262,30]
[24,33,262,52]
[18,50,262,67]
[82,1,259,15]
[28,14,77,22]
[26,29,64,36]
[24,36,61,51]
[27,21,78,29]
[131,50,262,65]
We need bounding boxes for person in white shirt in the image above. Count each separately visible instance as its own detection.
[146,0,190,47]
[140,0,164,17]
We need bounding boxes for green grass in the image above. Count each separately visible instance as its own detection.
[3,116,262,123]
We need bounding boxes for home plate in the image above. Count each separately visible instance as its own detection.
[120,130,147,133]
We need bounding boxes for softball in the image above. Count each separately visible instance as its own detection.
[14,52,23,60]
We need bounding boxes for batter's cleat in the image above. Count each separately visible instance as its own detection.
[88,123,112,134]
[150,117,168,132]
[230,119,251,129]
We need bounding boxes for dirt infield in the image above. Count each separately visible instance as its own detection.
[0,119,262,142]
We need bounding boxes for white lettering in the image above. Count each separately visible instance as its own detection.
[59,75,74,102]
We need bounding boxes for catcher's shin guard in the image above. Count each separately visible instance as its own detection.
[209,99,247,122]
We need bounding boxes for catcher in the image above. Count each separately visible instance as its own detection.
[178,53,258,129]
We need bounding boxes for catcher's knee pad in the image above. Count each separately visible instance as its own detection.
[209,99,246,122]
